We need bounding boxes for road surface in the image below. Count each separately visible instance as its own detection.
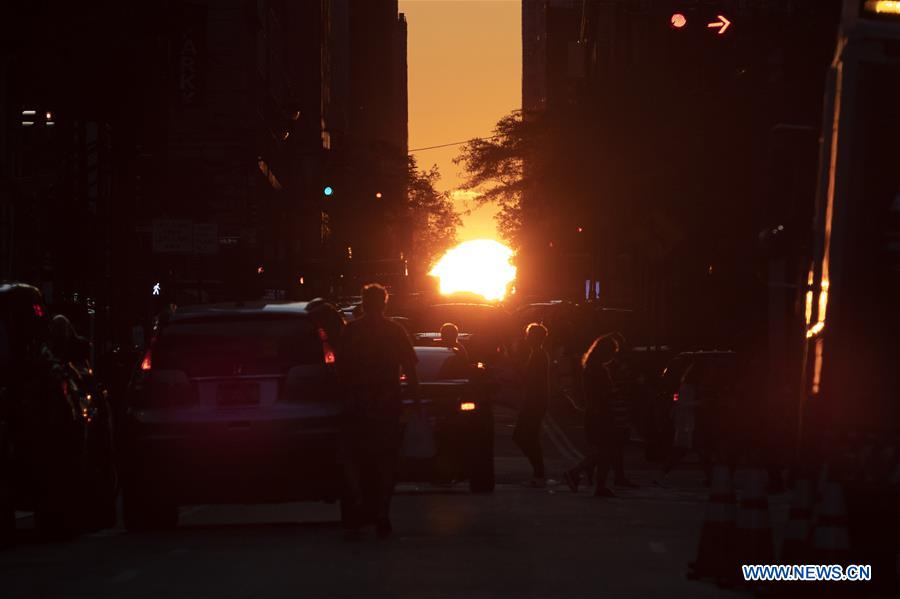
[3,405,750,598]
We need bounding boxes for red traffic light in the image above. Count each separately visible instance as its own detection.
[671,13,687,29]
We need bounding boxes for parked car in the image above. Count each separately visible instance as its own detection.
[399,346,495,493]
[643,351,738,460]
[0,282,116,540]
[121,301,343,531]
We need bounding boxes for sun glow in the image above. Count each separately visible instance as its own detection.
[430,239,516,301]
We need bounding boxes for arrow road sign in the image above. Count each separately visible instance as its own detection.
[707,14,731,35]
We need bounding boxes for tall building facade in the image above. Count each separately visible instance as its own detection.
[2,0,409,348]
[520,0,841,347]
[323,0,409,296]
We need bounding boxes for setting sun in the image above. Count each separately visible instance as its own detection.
[429,239,516,301]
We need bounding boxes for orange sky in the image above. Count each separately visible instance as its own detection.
[399,0,521,241]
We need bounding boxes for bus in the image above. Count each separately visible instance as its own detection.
[801,0,900,448]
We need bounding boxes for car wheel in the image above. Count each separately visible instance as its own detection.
[469,458,495,493]
[469,410,495,493]
[123,483,177,532]
[34,458,81,538]
[85,414,118,530]
[469,437,495,493]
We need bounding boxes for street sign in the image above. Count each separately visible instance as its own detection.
[152,220,193,253]
[152,220,219,254]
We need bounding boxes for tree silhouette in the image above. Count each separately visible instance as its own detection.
[407,155,462,274]
[454,110,549,247]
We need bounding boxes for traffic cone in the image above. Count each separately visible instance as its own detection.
[688,465,737,582]
[811,481,850,564]
[780,477,815,563]
[733,467,774,565]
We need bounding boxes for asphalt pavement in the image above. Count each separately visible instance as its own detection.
[1,404,750,598]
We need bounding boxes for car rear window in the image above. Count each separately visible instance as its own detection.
[415,348,469,382]
[695,355,738,391]
[152,317,322,377]
[414,305,506,334]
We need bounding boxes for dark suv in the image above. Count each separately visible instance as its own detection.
[121,302,343,531]
[0,283,116,540]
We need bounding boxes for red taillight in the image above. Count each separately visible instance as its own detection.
[672,392,679,403]
[323,347,336,364]
[318,328,336,364]
[140,347,152,371]
[33,303,45,317]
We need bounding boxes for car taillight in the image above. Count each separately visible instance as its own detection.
[140,347,153,371]
[672,392,679,403]
[318,328,336,364]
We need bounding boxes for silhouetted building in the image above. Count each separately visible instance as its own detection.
[323,0,409,296]
[0,1,374,346]
[520,0,841,346]
[522,0,581,113]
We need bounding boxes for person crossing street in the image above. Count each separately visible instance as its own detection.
[338,284,419,538]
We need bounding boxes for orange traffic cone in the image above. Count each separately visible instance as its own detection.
[781,477,815,563]
[688,465,737,582]
[734,467,774,565]
[811,481,850,564]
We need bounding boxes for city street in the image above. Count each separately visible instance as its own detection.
[2,405,746,598]
[2,3,897,596]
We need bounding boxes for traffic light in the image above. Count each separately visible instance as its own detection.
[323,185,334,197]
[667,11,731,35]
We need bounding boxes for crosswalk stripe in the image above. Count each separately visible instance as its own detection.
[545,413,584,460]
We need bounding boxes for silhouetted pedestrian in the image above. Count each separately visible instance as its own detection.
[654,362,709,486]
[439,322,469,363]
[48,314,91,369]
[338,284,419,538]
[513,323,552,488]
[608,332,638,488]
[563,334,619,497]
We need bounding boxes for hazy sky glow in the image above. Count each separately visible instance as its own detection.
[400,0,521,241]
